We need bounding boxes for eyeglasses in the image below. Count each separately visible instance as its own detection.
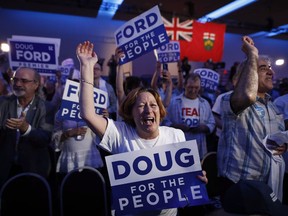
[11,77,35,84]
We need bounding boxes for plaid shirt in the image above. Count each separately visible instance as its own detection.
[218,93,286,183]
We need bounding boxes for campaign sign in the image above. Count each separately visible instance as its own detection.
[105,140,210,215]
[193,68,220,92]
[114,5,169,65]
[156,41,180,63]
[59,65,73,77]
[8,39,58,75]
[58,65,74,84]
[57,80,108,121]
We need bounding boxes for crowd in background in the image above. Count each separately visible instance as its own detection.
[0,36,288,216]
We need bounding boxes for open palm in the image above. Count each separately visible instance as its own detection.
[76,41,98,66]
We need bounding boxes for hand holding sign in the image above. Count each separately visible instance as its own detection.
[115,47,125,64]
[199,170,208,184]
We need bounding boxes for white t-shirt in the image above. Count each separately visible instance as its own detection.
[212,91,232,137]
[181,96,200,128]
[99,119,185,154]
[99,118,186,216]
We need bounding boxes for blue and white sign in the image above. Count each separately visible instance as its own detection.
[7,35,60,76]
[114,5,169,65]
[57,80,108,121]
[157,41,180,63]
[58,65,74,84]
[193,68,220,92]
[105,140,210,215]
[58,65,73,77]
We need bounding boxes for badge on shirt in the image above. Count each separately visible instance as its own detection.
[255,105,265,119]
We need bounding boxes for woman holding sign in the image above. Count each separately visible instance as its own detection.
[76,41,208,216]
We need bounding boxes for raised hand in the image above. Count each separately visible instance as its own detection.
[115,47,125,64]
[162,70,172,84]
[156,61,161,73]
[76,41,98,67]
[241,35,258,57]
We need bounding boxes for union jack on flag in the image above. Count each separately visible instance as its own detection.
[162,16,194,42]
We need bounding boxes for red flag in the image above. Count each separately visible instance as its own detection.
[162,16,226,62]
[190,21,226,62]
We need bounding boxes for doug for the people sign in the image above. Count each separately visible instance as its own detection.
[105,140,210,215]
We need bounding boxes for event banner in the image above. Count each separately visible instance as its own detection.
[114,5,169,65]
[105,140,210,215]
[156,40,180,63]
[193,68,220,92]
[7,35,60,76]
[57,80,108,121]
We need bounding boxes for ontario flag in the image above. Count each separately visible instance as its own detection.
[162,16,226,62]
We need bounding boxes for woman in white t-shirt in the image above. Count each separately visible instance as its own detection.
[76,41,208,216]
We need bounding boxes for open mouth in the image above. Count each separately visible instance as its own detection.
[143,117,155,125]
[266,77,273,83]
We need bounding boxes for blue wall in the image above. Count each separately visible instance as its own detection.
[1,8,287,80]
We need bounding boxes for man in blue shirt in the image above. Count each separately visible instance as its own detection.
[217,36,287,203]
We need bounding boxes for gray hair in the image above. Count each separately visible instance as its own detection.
[258,55,272,65]
[15,67,44,97]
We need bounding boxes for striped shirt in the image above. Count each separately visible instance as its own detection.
[217,92,285,183]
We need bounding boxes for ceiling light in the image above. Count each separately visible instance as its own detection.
[249,24,288,38]
[275,59,284,66]
[199,0,258,22]
[266,24,288,37]
[98,0,124,18]
[248,31,267,38]
[1,43,10,52]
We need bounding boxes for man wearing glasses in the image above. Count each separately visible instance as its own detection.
[0,66,53,189]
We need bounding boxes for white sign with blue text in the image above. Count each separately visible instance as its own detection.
[105,140,210,215]
[57,80,108,121]
[114,5,169,65]
[194,68,220,92]
[7,35,60,76]
[157,41,180,63]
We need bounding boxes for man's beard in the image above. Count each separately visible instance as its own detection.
[13,89,25,97]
